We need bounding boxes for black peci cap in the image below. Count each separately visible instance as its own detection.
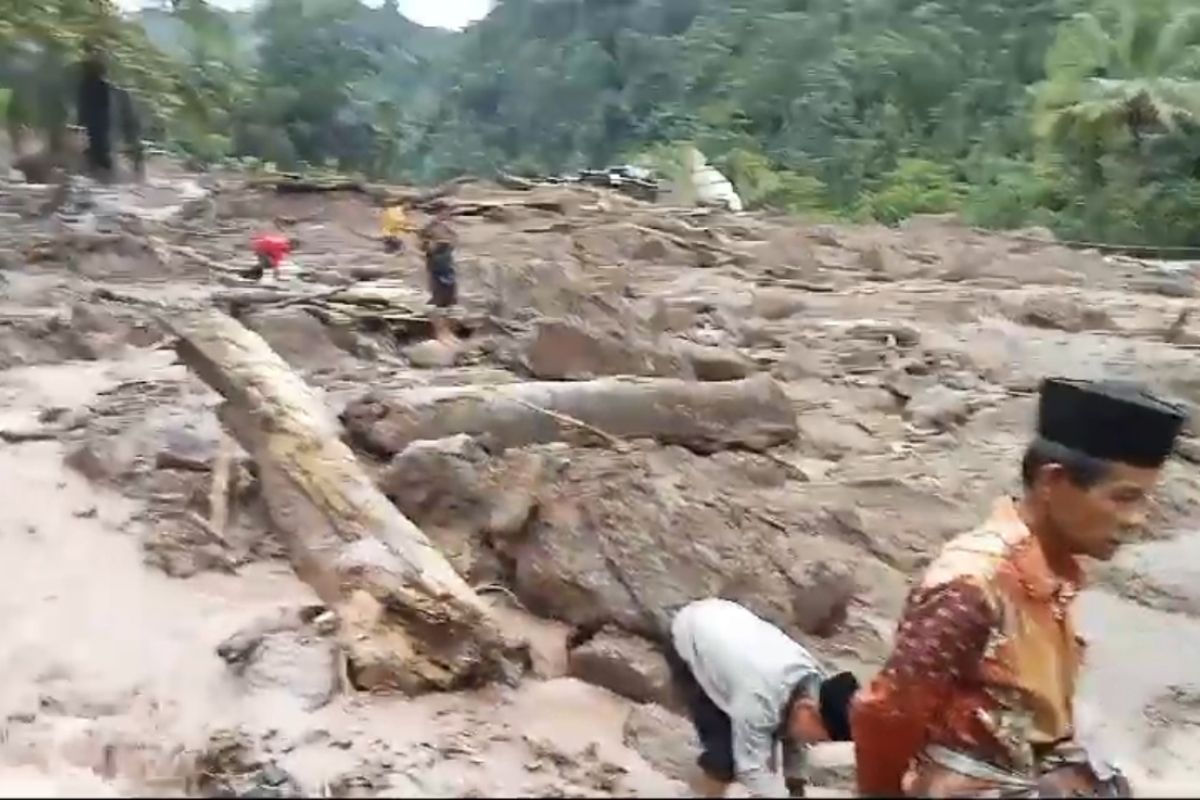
[1037,378,1188,468]
[818,671,860,742]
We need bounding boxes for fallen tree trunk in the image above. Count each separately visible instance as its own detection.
[160,307,527,694]
[342,373,798,457]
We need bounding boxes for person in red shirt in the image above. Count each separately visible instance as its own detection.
[248,233,294,282]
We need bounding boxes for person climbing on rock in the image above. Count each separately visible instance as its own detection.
[417,211,459,342]
[247,232,294,282]
[667,597,860,798]
[851,377,1188,798]
[380,204,410,253]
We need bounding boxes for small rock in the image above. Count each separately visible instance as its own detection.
[632,236,671,261]
[790,560,855,637]
[567,627,674,707]
[404,339,460,369]
[905,385,972,431]
[72,506,98,519]
[751,289,807,321]
[844,320,922,347]
[676,342,755,381]
[810,225,841,247]
[155,424,221,471]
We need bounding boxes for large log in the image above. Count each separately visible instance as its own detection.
[342,373,798,458]
[160,307,527,694]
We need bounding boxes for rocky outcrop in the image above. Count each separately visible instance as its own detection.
[567,627,674,707]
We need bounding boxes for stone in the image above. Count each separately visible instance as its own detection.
[676,342,755,381]
[494,446,865,641]
[377,435,503,580]
[789,561,856,637]
[155,422,222,471]
[622,703,699,782]
[242,307,349,371]
[1010,295,1114,333]
[796,413,878,460]
[844,320,922,347]
[567,627,674,706]
[236,630,340,712]
[751,289,807,321]
[905,384,972,431]
[523,319,691,380]
[404,339,460,369]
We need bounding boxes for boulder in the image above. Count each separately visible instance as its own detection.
[676,342,755,381]
[242,307,350,371]
[567,626,674,707]
[1010,295,1114,333]
[789,561,856,637]
[523,318,692,380]
[796,413,880,461]
[904,384,973,431]
[404,339,460,369]
[622,703,699,782]
[239,631,340,712]
[377,434,510,580]
[751,289,807,321]
[493,446,861,640]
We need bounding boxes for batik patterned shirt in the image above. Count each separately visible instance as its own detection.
[851,497,1085,796]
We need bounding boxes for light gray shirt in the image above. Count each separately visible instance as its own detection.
[671,598,825,798]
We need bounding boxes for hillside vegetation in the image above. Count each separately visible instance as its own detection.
[5,0,1200,245]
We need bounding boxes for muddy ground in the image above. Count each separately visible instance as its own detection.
[2,159,1200,797]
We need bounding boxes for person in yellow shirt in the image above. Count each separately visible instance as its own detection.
[380,205,411,253]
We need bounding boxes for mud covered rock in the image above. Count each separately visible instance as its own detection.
[796,412,880,460]
[494,446,862,640]
[189,729,304,798]
[904,384,972,431]
[378,434,517,580]
[622,703,698,782]
[403,339,460,369]
[67,303,162,360]
[567,626,673,707]
[1009,295,1114,333]
[217,608,340,712]
[675,341,755,381]
[523,318,692,380]
[242,307,351,371]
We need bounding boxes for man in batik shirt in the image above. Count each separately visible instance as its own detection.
[852,377,1187,798]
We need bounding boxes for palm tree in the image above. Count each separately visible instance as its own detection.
[1033,0,1200,147]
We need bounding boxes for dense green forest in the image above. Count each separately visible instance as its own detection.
[5,0,1200,246]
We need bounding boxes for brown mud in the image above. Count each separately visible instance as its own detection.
[1,160,1198,796]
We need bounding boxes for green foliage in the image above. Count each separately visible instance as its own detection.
[7,0,1200,247]
[859,159,967,225]
[722,148,828,214]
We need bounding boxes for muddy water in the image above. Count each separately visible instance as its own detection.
[0,353,685,796]
[1075,531,1200,796]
